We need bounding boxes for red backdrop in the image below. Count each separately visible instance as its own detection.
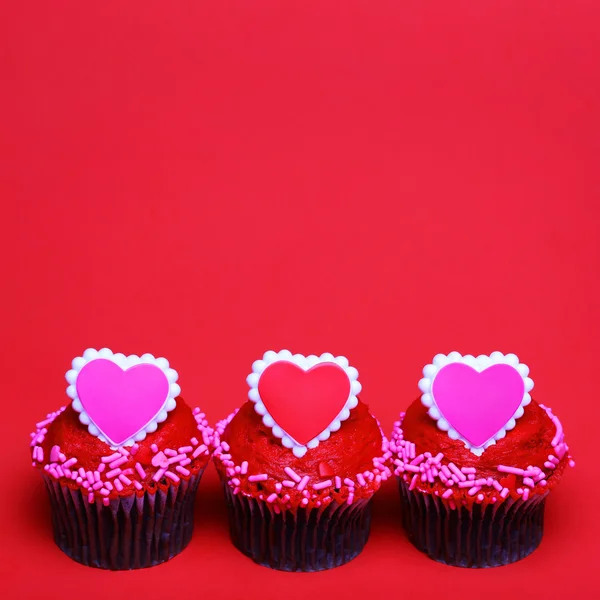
[2,1,599,598]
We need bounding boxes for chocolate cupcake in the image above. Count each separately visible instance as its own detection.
[30,348,213,569]
[391,351,574,568]
[213,350,390,571]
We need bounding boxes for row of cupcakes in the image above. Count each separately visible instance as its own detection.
[30,348,574,571]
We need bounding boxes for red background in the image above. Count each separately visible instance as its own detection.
[2,1,599,598]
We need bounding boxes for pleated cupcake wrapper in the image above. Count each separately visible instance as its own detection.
[222,483,372,572]
[398,477,547,568]
[43,469,204,570]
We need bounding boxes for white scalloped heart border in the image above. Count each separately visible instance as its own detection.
[418,351,534,456]
[66,348,180,447]
[246,350,362,458]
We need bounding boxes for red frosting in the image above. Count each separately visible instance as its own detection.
[393,397,571,506]
[32,398,212,497]
[213,400,388,510]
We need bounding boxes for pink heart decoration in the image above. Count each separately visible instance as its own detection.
[431,363,525,448]
[76,359,170,446]
[258,361,351,446]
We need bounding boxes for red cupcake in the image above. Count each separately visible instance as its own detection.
[30,348,213,569]
[391,351,574,567]
[213,350,390,571]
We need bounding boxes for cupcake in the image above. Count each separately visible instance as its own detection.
[391,351,574,568]
[29,348,213,569]
[213,350,390,571]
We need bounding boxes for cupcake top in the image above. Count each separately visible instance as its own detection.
[391,351,574,508]
[213,350,390,511]
[30,348,213,506]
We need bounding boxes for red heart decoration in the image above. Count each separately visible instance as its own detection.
[258,361,351,446]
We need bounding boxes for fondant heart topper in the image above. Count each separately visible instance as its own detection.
[66,348,180,447]
[418,352,534,455]
[247,350,362,457]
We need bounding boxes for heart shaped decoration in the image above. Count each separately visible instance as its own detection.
[247,350,361,457]
[66,348,180,447]
[419,352,534,455]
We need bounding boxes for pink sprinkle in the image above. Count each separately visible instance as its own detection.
[468,486,481,496]
[180,458,192,466]
[118,447,129,456]
[492,480,503,492]
[313,480,332,491]
[458,480,475,488]
[548,454,559,464]
[106,468,122,479]
[335,476,342,489]
[86,471,95,485]
[102,452,121,463]
[410,454,425,466]
[151,444,159,453]
[344,478,355,487]
[569,459,576,468]
[192,445,208,458]
[133,480,143,491]
[178,446,193,454]
[474,478,488,486]
[109,456,128,469]
[167,453,187,465]
[284,467,301,483]
[275,483,283,493]
[97,463,106,473]
[461,467,476,474]
[477,494,484,502]
[442,489,453,499]
[356,473,367,487]
[114,479,124,492]
[404,464,420,474]
[78,467,86,478]
[56,466,65,478]
[130,444,139,456]
[176,466,191,477]
[221,442,231,452]
[58,452,67,463]
[190,437,199,446]
[36,418,53,429]
[409,474,418,491]
[94,471,101,482]
[50,445,61,462]
[500,488,510,499]
[544,461,556,470]
[467,473,475,481]
[448,463,466,481]
[151,451,169,468]
[164,448,178,457]
[100,488,110,496]
[301,498,310,507]
[92,481,104,490]
[498,465,525,476]
[523,477,535,488]
[231,477,241,486]
[282,480,296,488]
[539,480,548,487]
[165,471,180,483]
[135,463,146,479]
[266,493,278,503]
[441,465,452,479]
[104,481,113,491]
[119,474,132,486]
[248,474,268,482]
[297,476,310,492]
[240,461,248,475]
[88,492,95,504]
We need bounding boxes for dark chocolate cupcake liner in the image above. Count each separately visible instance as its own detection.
[398,478,547,568]
[223,484,372,571]
[43,469,204,569]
